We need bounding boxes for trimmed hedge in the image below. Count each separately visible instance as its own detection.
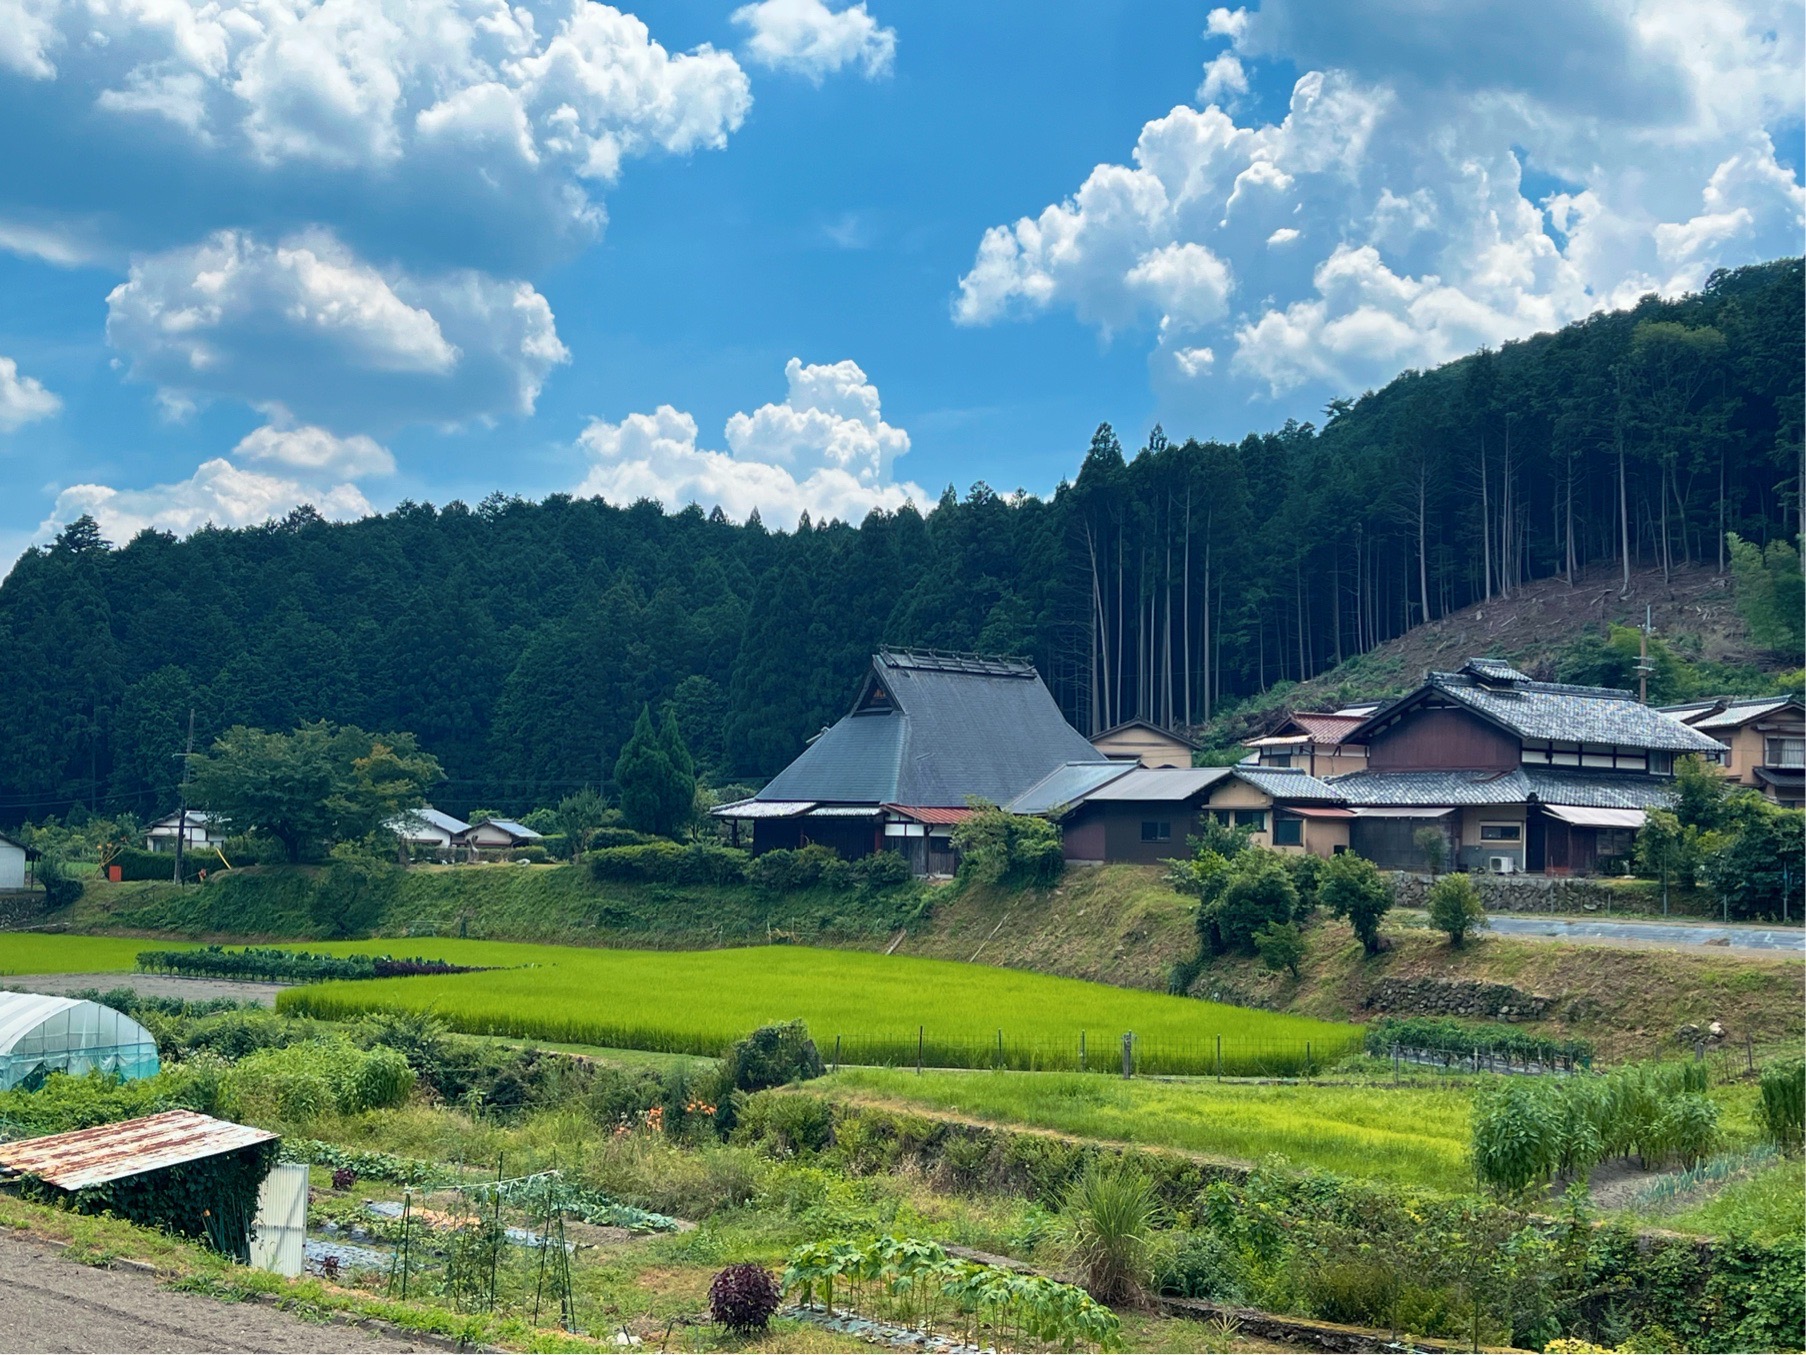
[138,945,481,984]
[588,841,748,885]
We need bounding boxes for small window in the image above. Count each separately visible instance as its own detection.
[1211,809,1232,826]
[1272,815,1302,847]
[1648,751,1674,775]
[1263,752,1293,768]
[1233,809,1267,831]
[1140,820,1171,842]
[1767,737,1805,768]
[1479,823,1521,842]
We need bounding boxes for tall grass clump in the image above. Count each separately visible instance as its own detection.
[1757,1057,1804,1152]
[1061,1159,1160,1303]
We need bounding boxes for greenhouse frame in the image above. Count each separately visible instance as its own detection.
[0,992,160,1090]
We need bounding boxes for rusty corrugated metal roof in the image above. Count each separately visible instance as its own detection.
[882,804,977,825]
[0,1109,277,1191]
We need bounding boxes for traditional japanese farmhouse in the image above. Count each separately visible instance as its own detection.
[144,809,229,854]
[1088,718,1200,768]
[389,806,470,851]
[1243,707,1376,777]
[1327,658,1725,874]
[455,818,543,852]
[715,648,1110,875]
[1660,695,1805,807]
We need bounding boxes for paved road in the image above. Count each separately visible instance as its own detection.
[0,1233,428,1353]
[0,971,287,1005]
[1481,914,1805,952]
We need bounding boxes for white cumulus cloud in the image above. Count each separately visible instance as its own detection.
[105,229,568,428]
[48,457,373,544]
[232,423,395,477]
[0,355,61,431]
[577,356,923,528]
[954,0,1805,415]
[0,0,754,275]
[732,0,896,82]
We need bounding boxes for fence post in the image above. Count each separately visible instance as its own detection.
[1216,1034,1223,1081]
[996,1029,1004,1069]
[1746,1034,1755,1075]
[917,1026,923,1076]
[1080,1030,1086,1072]
[1305,1040,1312,1079]
[1122,1032,1134,1080]
[833,1035,841,1075]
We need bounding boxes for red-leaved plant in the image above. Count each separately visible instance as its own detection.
[709,1263,782,1334]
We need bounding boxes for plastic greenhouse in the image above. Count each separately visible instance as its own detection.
[0,992,160,1090]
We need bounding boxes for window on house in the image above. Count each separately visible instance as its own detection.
[1479,823,1521,842]
[1648,752,1674,775]
[1140,820,1171,842]
[1233,810,1267,831]
[1272,815,1302,846]
[1211,810,1232,825]
[1263,752,1293,768]
[1766,737,1805,768]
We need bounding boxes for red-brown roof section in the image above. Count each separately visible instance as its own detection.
[882,805,977,825]
[1286,712,1367,745]
[0,1109,277,1191]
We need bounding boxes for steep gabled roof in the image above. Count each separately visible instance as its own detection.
[1252,710,1368,747]
[1091,718,1201,750]
[1345,658,1724,755]
[757,650,1103,808]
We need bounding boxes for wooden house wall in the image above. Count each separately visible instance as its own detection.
[1367,707,1518,771]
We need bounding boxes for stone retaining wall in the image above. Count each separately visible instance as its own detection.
[1366,976,1551,1021]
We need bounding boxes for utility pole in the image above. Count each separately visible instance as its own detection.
[172,709,194,886]
[1636,604,1655,705]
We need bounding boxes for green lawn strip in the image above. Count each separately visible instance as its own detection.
[271,941,1362,1070]
[0,1193,612,1351]
[818,1066,1478,1192]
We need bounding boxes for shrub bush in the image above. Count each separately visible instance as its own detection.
[109,845,214,882]
[588,841,748,885]
[588,826,654,849]
[1061,1158,1159,1303]
[508,846,551,864]
[951,802,1064,888]
[709,1263,783,1334]
[745,843,845,892]
[1426,874,1487,946]
[222,1040,415,1122]
[733,1091,835,1157]
[713,1020,825,1136]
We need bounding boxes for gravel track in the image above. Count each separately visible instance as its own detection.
[0,972,288,1005]
[0,1233,430,1353]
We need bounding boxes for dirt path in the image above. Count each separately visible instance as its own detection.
[0,1233,430,1353]
[0,971,288,1005]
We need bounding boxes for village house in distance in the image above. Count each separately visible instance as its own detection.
[720,648,1747,880]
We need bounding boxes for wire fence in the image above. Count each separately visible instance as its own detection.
[822,1029,1367,1079]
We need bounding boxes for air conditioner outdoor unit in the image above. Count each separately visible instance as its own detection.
[1487,855,1515,874]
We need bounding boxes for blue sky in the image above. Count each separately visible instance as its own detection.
[0,0,1801,558]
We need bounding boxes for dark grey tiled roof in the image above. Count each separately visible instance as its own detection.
[1329,766,1679,811]
[1330,769,1531,807]
[757,652,1102,808]
[1231,765,1344,802]
[1664,696,1801,731]
[1462,657,1533,683]
[1426,673,1725,753]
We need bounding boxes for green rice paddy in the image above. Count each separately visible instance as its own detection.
[0,934,196,975]
[821,1066,1477,1190]
[266,940,1361,1073]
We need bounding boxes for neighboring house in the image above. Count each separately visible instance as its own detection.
[1244,708,1374,777]
[457,819,543,852]
[388,806,470,850]
[1040,764,1350,866]
[1089,719,1199,768]
[715,648,1112,872]
[1328,658,1725,874]
[144,810,230,854]
[1660,695,1805,807]
[0,831,38,890]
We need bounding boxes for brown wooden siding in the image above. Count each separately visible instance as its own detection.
[1060,803,1200,865]
[1367,706,1518,771]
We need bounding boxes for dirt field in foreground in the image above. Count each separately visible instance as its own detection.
[0,1233,428,1353]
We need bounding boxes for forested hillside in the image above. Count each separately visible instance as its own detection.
[1,259,1799,825]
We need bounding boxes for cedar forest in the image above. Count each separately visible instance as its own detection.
[1,257,1799,826]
